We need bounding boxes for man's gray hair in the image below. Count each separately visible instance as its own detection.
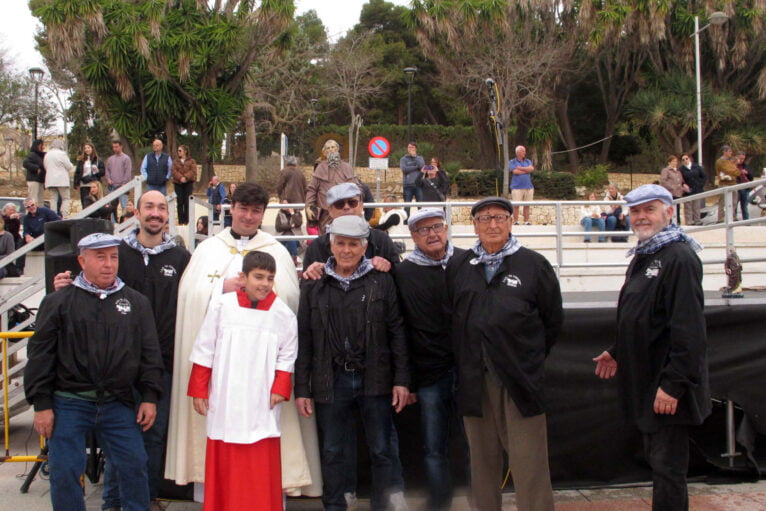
[50,139,65,151]
[329,233,368,247]
[2,202,17,213]
[721,145,732,153]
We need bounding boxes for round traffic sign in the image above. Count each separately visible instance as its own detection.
[368,136,391,158]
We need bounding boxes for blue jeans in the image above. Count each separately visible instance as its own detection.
[146,183,167,195]
[281,240,299,257]
[403,184,423,218]
[418,370,457,510]
[103,372,171,507]
[606,214,630,241]
[580,216,606,242]
[49,396,149,511]
[315,370,394,511]
[738,189,750,220]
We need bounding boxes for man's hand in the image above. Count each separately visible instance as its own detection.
[303,262,326,280]
[305,205,317,222]
[270,393,286,409]
[222,275,245,294]
[653,387,678,415]
[296,397,313,417]
[107,178,113,186]
[370,256,391,273]
[53,271,73,291]
[33,410,55,438]
[593,351,617,379]
[193,398,209,416]
[392,386,410,413]
[136,402,157,432]
[25,234,34,244]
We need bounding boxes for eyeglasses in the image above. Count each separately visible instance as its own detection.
[475,214,510,224]
[331,198,360,210]
[413,223,445,236]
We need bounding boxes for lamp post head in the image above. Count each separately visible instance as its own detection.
[709,11,728,25]
[403,66,418,83]
[28,67,45,83]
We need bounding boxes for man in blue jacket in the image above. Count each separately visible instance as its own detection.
[140,139,172,195]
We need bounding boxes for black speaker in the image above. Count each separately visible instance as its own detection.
[44,219,114,294]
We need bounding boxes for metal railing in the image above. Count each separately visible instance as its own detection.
[188,178,766,274]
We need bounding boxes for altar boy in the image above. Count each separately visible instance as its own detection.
[188,251,298,510]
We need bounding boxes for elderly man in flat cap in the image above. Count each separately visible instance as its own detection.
[446,197,562,511]
[25,233,164,511]
[594,184,709,511]
[395,208,466,510]
[296,215,410,511]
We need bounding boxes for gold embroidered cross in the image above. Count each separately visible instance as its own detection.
[207,271,222,283]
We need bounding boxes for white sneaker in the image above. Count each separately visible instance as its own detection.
[344,492,359,511]
[390,491,409,511]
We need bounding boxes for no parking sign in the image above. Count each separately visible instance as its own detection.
[368,136,391,158]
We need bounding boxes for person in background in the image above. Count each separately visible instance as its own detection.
[276,200,303,266]
[400,142,425,218]
[736,151,753,221]
[222,182,237,228]
[74,143,106,203]
[141,139,172,195]
[206,176,227,223]
[0,217,21,278]
[195,215,209,248]
[374,194,408,255]
[23,139,46,206]
[715,145,740,222]
[44,139,74,218]
[22,198,60,251]
[416,164,450,203]
[171,145,197,225]
[580,192,606,243]
[679,154,706,226]
[106,140,133,219]
[660,155,688,224]
[508,145,535,225]
[305,139,360,233]
[81,182,114,221]
[2,203,24,274]
[603,183,630,241]
[119,200,136,223]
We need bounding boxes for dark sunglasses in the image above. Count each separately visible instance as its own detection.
[331,198,360,209]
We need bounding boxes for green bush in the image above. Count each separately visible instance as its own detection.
[575,164,610,190]
[532,171,576,200]
[454,169,499,197]
[390,142,435,166]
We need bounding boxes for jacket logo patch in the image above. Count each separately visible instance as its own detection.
[502,274,521,288]
[645,260,662,279]
[115,298,132,315]
[160,265,177,277]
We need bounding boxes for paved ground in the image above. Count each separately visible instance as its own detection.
[3,409,766,510]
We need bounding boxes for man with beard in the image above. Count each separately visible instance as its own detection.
[594,184,709,511]
[54,190,191,511]
[166,182,322,501]
[305,139,362,233]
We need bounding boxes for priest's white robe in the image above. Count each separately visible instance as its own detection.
[165,228,322,495]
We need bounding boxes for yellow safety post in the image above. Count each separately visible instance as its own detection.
[1,331,46,464]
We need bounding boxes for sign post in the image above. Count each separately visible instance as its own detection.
[368,137,391,201]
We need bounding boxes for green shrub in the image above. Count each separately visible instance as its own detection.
[575,164,610,190]
[454,169,499,196]
[532,171,576,200]
[391,142,435,166]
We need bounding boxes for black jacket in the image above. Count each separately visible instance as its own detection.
[415,171,450,202]
[296,269,410,402]
[446,246,563,417]
[81,194,114,220]
[23,151,46,183]
[609,241,710,433]
[394,249,465,390]
[118,241,190,373]
[74,158,106,188]
[24,285,164,411]
[680,163,706,195]
[303,228,401,271]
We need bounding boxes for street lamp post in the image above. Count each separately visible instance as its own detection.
[28,67,45,140]
[692,11,728,167]
[403,67,418,141]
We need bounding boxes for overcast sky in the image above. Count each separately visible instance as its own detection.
[0,1,412,72]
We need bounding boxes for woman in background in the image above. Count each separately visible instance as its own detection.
[74,143,106,203]
[171,145,197,225]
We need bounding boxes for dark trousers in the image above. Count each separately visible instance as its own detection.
[643,424,690,511]
[174,181,193,224]
[403,184,423,218]
[315,370,394,511]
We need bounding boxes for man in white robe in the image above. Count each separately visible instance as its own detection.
[166,182,322,497]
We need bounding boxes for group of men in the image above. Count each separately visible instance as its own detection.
[24,171,709,511]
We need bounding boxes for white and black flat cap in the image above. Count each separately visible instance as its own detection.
[77,233,122,251]
[624,184,673,208]
[408,208,445,230]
